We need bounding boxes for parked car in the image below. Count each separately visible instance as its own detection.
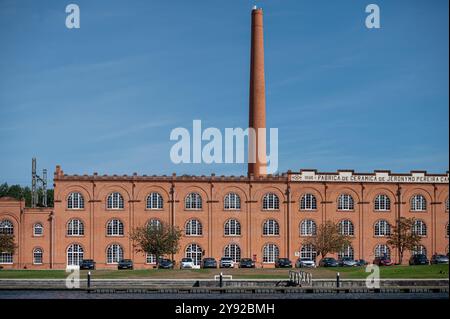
[295,258,316,268]
[409,254,429,265]
[80,259,96,270]
[338,257,358,267]
[201,257,217,269]
[117,259,134,270]
[275,258,292,268]
[180,257,195,269]
[239,258,255,268]
[158,258,174,269]
[355,259,368,267]
[219,257,235,268]
[430,254,449,265]
[373,256,393,266]
[319,257,339,267]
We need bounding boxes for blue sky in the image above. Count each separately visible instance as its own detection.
[0,0,448,185]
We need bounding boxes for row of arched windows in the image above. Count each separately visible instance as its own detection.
[65,191,449,212]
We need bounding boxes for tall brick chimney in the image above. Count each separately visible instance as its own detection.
[248,6,267,177]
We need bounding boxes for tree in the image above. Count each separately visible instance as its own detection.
[0,234,17,255]
[0,183,53,207]
[130,222,182,266]
[302,220,352,260]
[387,217,422,264]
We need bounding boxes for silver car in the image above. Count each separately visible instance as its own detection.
[339,257,358,267]
[296,258,316,268]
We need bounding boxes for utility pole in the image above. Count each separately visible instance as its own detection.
[31,158,48,208]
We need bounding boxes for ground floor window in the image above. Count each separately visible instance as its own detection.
[263,244,279,263]
[146,254,157,264]
[338,245,354,259]
[224,243,241,262]
[300,244,317,260]
[67,244,84,266]
[107,244,124,264]
[185,243,203,266]
[412,245,427,256]
[0,252,13,264]
[33,248,43,264]
[375,244,390,259]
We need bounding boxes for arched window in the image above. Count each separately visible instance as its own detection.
[338,245,354,260]
[185,193,202,210]
[224,243,241,262]
[300,220,317,236]
[146,254,157,264]
[262,193,280,210]
[224,192,241,210]
[67,192,84,209]
[263,219,280,236]
[67,244,84,266]
[146,192,163,209]
[107,244,124,264]
[33,223,43,236]
[185,219,202,236]
[300,244,317,260]
[339,220,354,236]
[224,219,241,236]
[147,219,162,230]
[374,220,391,237]
[263,244,279,263]
[412,220,427,236]
[33,248,43,265]
[107,219,124,236]
[0,220,13,235]
[300,194,317,211]
[107,192,124,209]
[412,245,427,256]
[67,219,84,236]
[185,243,203,266]
[375,244,390,259]
[338,194,354,211]
[374,194,391,211]
[410,194,426,211]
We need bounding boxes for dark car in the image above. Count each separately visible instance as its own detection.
[275,258,292,268]
[80,259,96,270]
[373,256,393,266]
[158,258,174,269]
[239,258,256,268]
[117,259,134,270]
[338,257,358,267]
[319,257,339,267]
[355,259,368,267]
[430,254,449,265]
[409,254,429,266]
[201,258,217,269]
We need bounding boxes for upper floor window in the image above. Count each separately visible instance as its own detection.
[339,219,354,236]
[374,194,391,211]
[374,220,391,237]
[0,219,13,235]
[300,219,317,236]
[338,194,354,211]
[300,194,317,211]
[185,193,202,210]
[107,192,124,210]
[33,223,43,236]
[147,219,162,230]
[262,193,279,210]
[67,192,84,209]
[224,219,241,236]
[263,219,279,236]
[146,192,163,210]
[67,219,84,236]
[185,219,202,236]
[224,193,241,210]
[107,219,124,236]
[412,219,427,236]
[410,195,426,211]
[33,248,43,265]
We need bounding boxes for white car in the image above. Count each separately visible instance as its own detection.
[219,257,235,268]
[180,257,195,269]
[296,258,316,268]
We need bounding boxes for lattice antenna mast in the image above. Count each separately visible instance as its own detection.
[31,158,48,208]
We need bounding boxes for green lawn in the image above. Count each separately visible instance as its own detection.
[0,264,448,280]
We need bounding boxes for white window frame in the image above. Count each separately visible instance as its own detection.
[107,219,124,236]
[263,244,279,263]
[300,194,317,211]
[374,220,391,237]
[339,219,354,236]
[67,192,84,209]
[224,219,241,236]
[338,194,354,211]
[410,195,426,211]
[33,223,43,236]
[107,244,124,264]
[412,220,427,236]
[146,192,163,210]
[374,194,391,211]
[300,219,316,236]
[263,219,279,236]
[33,248,43,265]
[224,192,241,210]
[67,219,84,236]
[224,243,241,262]
[185,243,203,266]
[185,193,202,210]
[0,220,13,235]
[375,244,390,259]
[185,219,202,236]
[107,192,124,210]
[67,244,84,266]
[300,244,317,260]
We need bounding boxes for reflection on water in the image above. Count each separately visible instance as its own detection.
[0,290,448,299]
